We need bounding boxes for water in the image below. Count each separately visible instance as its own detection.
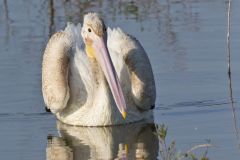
[0,0,240,159]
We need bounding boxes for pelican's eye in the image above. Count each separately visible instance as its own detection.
[88,28,92,32]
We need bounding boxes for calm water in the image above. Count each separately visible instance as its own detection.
[1,0,240,159]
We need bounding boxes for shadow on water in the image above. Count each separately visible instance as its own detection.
[2,0,11,43]
[46,122,159,160]
[48,0,55,37]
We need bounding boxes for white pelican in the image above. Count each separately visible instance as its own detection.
[42,13,156,126]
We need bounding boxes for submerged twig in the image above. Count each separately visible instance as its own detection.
[227,0,231,75]
[226,0,240,140]
[186,144,213,154]
[156,124,212,160]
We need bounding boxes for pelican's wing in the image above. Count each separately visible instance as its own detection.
[42,23,83,113]
[107,28,156,111]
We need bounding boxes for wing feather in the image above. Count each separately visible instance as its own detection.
[42,23,83,113]
[107,28,156,110]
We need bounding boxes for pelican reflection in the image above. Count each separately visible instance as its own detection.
[46,122,159,160]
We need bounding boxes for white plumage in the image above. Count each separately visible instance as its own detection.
[42,13,155,126]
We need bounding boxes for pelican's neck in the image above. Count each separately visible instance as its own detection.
[86,53,106,90]
[85,44,108,88]
[85,44,96,59]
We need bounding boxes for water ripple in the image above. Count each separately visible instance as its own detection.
[0,112,52,119]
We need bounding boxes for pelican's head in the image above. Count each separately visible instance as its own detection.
[81,13,127,119]
[81,13,106,53]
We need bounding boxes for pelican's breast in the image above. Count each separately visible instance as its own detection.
[56,45,125,126]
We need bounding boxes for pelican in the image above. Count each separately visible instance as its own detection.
[42,13,156,126]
